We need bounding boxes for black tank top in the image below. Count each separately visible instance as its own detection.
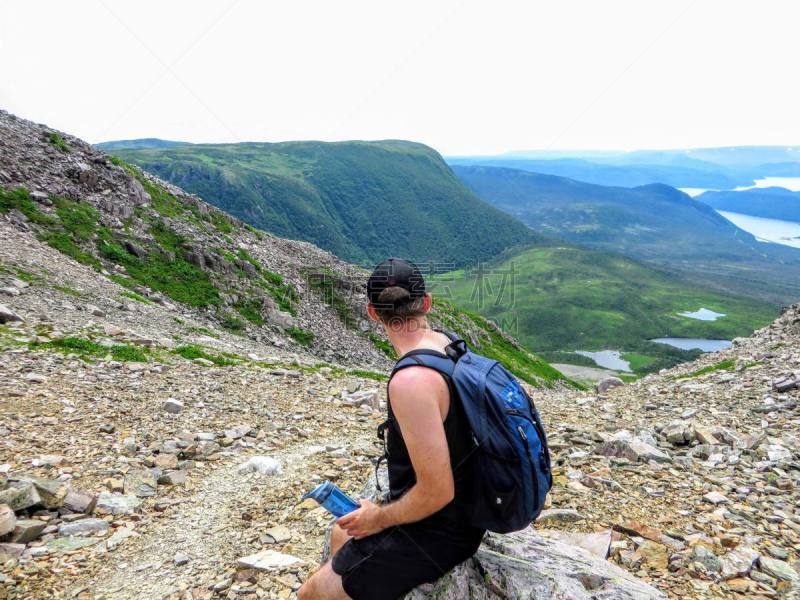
[383,351,476,526]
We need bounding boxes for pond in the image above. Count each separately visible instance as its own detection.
[575,350,631,372]
[678,307,726,321]
[651,338,732,352]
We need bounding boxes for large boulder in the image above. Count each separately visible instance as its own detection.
[323,471,666,599]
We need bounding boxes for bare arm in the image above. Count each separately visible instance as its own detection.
[338,367,454,537]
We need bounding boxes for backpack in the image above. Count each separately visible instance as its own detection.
[385,330,553,533]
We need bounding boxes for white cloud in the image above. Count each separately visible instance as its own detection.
[2,0,798,154]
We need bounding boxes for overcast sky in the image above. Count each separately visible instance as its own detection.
[2,0,798,155]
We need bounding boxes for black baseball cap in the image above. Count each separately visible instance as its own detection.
[366,258,426,304]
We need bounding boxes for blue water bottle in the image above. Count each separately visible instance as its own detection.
[302,481,360,517]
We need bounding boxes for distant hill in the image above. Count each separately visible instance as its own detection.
[452,165,800,304]
[698,187,800,222]
[446,156,745,188]
[436,244,776,375]
[447,146,800,189]
[95,138,192,150]
[107,140,538,266]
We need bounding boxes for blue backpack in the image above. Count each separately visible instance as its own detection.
[388,331,552,533]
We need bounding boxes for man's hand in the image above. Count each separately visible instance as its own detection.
[337,499,387,539]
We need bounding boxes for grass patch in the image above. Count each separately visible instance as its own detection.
[120,290,152,304]
[48,132,70,153]
[0,187,56,226]
[347,368,388,382]
[54,197,99,240]
[219,311,245,332]
[53,285,83,297]
[234,296,265,325]
[677,358,735,379]
[287,326,315,346]
[306,269,356,326]
[173,344,239,366]
[41,231,101,268]
[366,332,396,360]
[31,336,149,362]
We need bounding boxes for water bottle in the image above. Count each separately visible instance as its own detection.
[302,481,360,517]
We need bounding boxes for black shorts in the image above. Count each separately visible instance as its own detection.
[331,517,484,600]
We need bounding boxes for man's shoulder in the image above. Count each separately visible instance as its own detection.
[389,366,448,399]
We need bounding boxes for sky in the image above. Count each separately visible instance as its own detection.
[2,0,799,155]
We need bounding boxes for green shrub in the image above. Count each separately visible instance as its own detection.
[120,290,152,304]
[287,326,315,346]
[41,231,101,268]
[234,297,264,325]
[0,187,56,225]
[173,344,238,366]
[32,336,149,362]
[54,197,99,240]
[48,132,70,153]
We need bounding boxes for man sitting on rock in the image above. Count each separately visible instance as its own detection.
[299,258,484,600]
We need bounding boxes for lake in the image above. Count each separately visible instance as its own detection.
[717,211,800,249]
[575,350,631,372]
[678,307,725,321]
[651,338,732,352]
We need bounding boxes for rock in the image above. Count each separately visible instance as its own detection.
[124,469,157,498]
[106,527,137,550]
[32,454,65,467]
[237,549,305,572]
[157,470,186,486]
[539,529,612,559]
[162,398,183,414]
[95,493,142,515]
[0,504,15,536]
[85,304,105,317]
[238,456,281,476]
[614,520,663,543]
[0,543,25,558]
[0,481,41,511]
[593,439,671,463]
[47,536,101,553]
[224,424,253,439]
[596,377,624,393]
[24,373,46,383]
[759,556,799,582]
[0,303,22,324]
[0,287,20,296]
[58,518,110,536]
[631,540,669,571]
[691,545,722,573]
[12,476,67,509]
[772,375,798,393]
[174,552,190,566]
[154,454,179,469]
[64,488,97,514]
[10,519,46,543]
[661,420,695,445]
[263,525,292,544]
[536,508,585,525]
[99,423,115,433]
[720,546,759,579]
[702,491,729,505]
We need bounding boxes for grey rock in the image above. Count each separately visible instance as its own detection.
[719,546,759,579]
[759,556,799,582]
[64,488,98,514]
[58,518,109,536]
[0,543,26,558]
[0,481,41,511]
[0,504,15,536]
[47,536,101,553]
[536,509,585,525]
[10,519,46,543]
[593,439,671,463]
[691,545,721,573]
[95,493,143,515]
[11,476,67,509]
[124,469,157,498]
[596,377,624,394]
[0,303,22,324]
[162,398,184,414]
[174,552,190,566]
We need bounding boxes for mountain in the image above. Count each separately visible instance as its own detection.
[0,109,568,389]
[95,138,192,150]
[434,244,776,376]
[447,157,745,188]
[698,187,800,222]
[99,139,539,266]
[452,165,800,304]
[447,146,800,189]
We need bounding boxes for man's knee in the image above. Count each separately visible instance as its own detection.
[330,523,351,555]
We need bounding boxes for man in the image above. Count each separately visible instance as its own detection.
[299,258,484,600]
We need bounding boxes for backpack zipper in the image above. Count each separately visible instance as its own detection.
[516,424,539,509]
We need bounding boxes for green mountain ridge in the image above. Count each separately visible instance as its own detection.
[102,139,539,266]
[698,187,800,222]
[452,165,800,304]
